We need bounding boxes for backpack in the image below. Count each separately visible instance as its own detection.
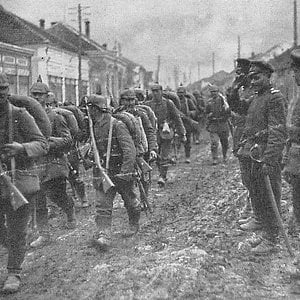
[113,111,148,155]
[9,95,52,138]
[53,107,79,138]
[136,104,157,130]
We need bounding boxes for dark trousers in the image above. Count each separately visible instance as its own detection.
[68,150,86,200]
[157,137,172,179]
[36,177,74,231]
[184,130,192,158]
[246,159,281,240]
[0,194,34,274]
[0,210,7,245]
[290,175,300,224]
[95,179,140,229]
[209,131,229,159]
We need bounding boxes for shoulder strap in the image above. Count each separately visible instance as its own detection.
[105,116,114,170]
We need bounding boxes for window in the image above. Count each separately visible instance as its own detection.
[19,76,29,96]
[48,75,63,102]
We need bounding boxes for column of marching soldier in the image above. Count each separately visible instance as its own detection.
[1,48,300,294]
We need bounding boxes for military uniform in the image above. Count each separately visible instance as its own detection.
[0,73,48,293]
[283,49,300,233]
[117,89,158,196]
[62,103,89,208]
[192,90,206,144]
[29,82,75,249]
[177,86,197,162]
[227,58,254,216]
[87,95,141,248]
[145,84,186,185]
[206,86,231,164]
[235,61,287,253]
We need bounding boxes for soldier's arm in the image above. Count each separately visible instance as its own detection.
[18,109,48,157]
[140,112,158,153]
[115,121,136,176]
[49,114,72,152]
[168,100,186,137]
[262,92,287,165]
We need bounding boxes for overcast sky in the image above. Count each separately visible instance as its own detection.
[1,0,295,86]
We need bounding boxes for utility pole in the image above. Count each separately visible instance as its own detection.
[237,35,241,59]
[155,55,161,83]
[78,3,82,103]
[294,0,298,47]
[212,52,215,75]
[69,4,90,104]
[197,61,201,81]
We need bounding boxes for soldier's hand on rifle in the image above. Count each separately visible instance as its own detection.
[261,163,275,176]
[1,142,25,158]
[149,150,157,161]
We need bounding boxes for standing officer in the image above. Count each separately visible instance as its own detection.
[145,84,186,186]
[235,61,287,254]
[283,49,300,236]
[227,58,254,219]
[86,95,141,249]
[206,85,231,164]
[29,80,75,248]
[176,86,197,163]
[0,73,48,293]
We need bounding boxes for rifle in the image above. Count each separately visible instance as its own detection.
[250,144,294,258]
[0,162,28,210]
[135,161,153,214]
[84,100,115,193]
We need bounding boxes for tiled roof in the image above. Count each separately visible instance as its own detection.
[46,22,102,52]
[0,5,78,53]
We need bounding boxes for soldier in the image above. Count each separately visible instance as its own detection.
[145,84,186,186]
[29,80,75,248]
[234,60,287,254]
[192,90,206,144]
[177,86,197,163]
[118,89,158,197]
[227,58,254,219]
[206,85,231,165]
[86,95,141,248]
[0,73,48,293]
[283,49,300,237]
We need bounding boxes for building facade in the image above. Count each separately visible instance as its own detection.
[0,42,34,96]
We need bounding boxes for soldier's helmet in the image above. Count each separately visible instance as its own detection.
[120,89,136,100]
[177,86,186,94]
[30,82,50,94]
[208,84,219,92]
[87,94,110,112]
[0,73,9,88]
[150,83,162,91]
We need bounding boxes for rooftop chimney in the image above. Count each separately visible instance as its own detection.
[39,19,45,29]
[85,20,90,39]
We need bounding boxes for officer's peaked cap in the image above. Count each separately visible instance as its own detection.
[177,86,187,93]
[248,60,274,76]
[236,58,251,68]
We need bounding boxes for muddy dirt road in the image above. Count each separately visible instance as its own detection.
[1,139,299,300]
